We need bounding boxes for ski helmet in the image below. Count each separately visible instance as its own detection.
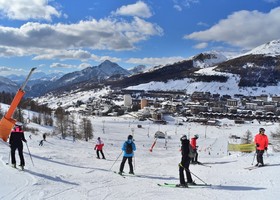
[194,134,199,139]
[180,134,187,141]
[128,135,133,140]
[259,128,265,132]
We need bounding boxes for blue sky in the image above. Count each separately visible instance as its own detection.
[0,0,279,76]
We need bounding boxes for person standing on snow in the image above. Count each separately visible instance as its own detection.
[94,137,105,159]
[177,135,195,187]
[254,128,269,167]
[9,124,27,170]
[118,135,136,175]
[190,134,199,164]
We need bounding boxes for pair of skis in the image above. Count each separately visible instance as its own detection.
[158,182,212,188]
[113,171,141,178]
[244,163,268,171]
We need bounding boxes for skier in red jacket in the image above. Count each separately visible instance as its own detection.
[190,134,199,164]
[94,137,105,159]
[254,128,269,167]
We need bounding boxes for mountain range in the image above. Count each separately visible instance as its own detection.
[1,39,280,98]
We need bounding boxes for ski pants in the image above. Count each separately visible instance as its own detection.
[96,150,105,159]
[11,145,25,166]
[256,149,264,165]
[191,150,198,163]
[179,159,193,185]
[119,157,133,173]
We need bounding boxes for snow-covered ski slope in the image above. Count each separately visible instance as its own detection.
[1,116,280,200]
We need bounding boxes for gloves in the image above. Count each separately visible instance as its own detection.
[256,143,260,147]
[94,147,96,150]
[265,147,267,151]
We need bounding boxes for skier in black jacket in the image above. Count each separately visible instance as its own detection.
[177,135,195,187]
[9,124,27,169]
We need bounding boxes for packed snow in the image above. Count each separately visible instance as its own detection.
[1,113,280,200]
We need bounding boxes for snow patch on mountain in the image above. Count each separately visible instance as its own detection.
[243,39,280,56]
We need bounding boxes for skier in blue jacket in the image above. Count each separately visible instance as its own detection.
[118,135,136,175]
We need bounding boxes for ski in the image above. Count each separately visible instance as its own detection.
[113,171,141,177]
[245,163,269,170]
[113,171,126,178]
[10,165,24,171]
[197,162,212,168]
[157,183,189,188]
[158,182,212,188]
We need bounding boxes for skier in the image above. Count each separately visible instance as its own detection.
[190,134,199,164]
[254,128,269,167]
[39,140,44,146]
[9,124,27,170]
[118,135,136,175]
[177,135,195,187]
[43,133,46,141]
[94,137,105,159]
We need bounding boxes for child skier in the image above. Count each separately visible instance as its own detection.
[94,137,105,159]
[254,128,269,167]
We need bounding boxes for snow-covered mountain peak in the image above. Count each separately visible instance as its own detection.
[244,39,280,56]
[192,51,228,68]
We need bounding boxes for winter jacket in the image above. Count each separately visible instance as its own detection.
[181,139,191,164]
[122,139,136,157]
[190,137,197,149]
[9,127,26,148]
[95,139,104,150]
[254,133,268,151]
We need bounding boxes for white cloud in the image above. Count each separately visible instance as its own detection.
[0,17,163,57]
[33,49,121,63]
[112,1,152,18]
[33,49,93,61]
[0,0,61,21]
[185,7,280,49]
[194,42,208,49]
[173,0,199,10]
[173,5,182,11]
[126,56,185,66]
[50,62,91,69]
[197,22,209,27]
[0,66,25,75]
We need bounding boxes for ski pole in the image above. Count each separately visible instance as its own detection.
[251,151,256,165]
[179,163,208,185]
[25,142,34,166]
[198,162,211,168]
[133,154,136,171]
[6,150,11,165]
[109,151,122,171]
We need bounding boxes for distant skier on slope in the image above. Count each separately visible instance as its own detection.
[177,135,196,188]
[254,128,269,167]
[190,134,199,164]
[94,137,105,159]
[118,135,136,175]
[9,123,27,170]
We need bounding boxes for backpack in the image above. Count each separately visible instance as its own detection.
[126,142,133,154]
[188,144,196,158]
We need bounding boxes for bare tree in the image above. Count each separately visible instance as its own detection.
[55,107,68,139]
[271,124,280,152]
[80,117,93,141]
[242,129,253,144]
[43,114,54,126]
[13,107,25,123]
[69,113,79,139]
